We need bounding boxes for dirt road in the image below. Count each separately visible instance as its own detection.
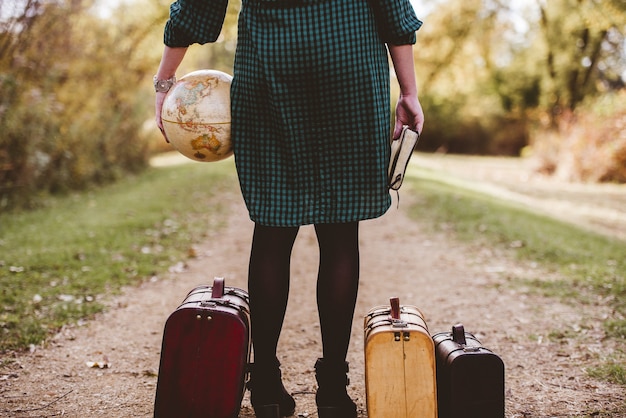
[1,156,624,417]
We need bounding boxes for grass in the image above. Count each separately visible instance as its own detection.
[0,158,237,353]
[2,154,625,387]
[588,360,626,386]
[404,170,626,384]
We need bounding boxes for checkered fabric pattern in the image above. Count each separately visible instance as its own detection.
[164,0,229,47]
[164,0,422,226]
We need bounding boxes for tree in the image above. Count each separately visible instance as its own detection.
[411,0,626,155]
[0,0,169,208]
[536,0,626,125]
[413,0,532,154]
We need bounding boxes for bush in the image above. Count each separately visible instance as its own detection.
[530,93,626,183]
[0,0,162,210]
[415,94,528,156]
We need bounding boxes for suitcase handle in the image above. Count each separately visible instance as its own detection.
[389,297,409,328]
[452,323,467,345]
[390,297,401,320]
[211,277,225,299]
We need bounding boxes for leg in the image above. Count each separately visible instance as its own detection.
[247,223,299,417]
[313,222,359,418]
[315,221,360,363]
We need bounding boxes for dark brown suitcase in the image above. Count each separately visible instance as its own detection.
[154,277,251,418]
[433,324,505,418]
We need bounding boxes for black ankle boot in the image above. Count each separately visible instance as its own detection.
[248,358,296,418]
[314,358,357,418]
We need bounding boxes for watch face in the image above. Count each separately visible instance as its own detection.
[154,76,175,92]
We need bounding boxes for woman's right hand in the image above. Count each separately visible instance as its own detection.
[155,91,169,142]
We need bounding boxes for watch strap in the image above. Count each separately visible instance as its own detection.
[153,75,176,93]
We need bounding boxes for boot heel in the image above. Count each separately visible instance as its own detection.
[314,358,357,418]
[248,358,296,417]
[253,403,280,418]
[317,406,345,418]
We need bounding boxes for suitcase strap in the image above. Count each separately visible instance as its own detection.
[198,298,251,313]
[179,288,250,313]
[365,309,424,328]
[186,284,250,304]
[365,319,428,333]
[446,343,490,355]
[223,288,250,304]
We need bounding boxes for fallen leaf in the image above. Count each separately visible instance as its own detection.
[86,361,111,369]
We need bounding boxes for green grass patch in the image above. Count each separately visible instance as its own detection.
[605,319,626,339]
[406,175,626,315]
[588,360,626,386]
[0,159,238,353]
[405,173,626,384]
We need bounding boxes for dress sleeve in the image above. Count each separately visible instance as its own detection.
[369,0,423,45]
[163,0,229,47]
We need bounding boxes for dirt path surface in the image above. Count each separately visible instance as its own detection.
[1,158,625,417]
[411,153,626,241]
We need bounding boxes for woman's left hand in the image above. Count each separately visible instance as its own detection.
[394,93,424,139]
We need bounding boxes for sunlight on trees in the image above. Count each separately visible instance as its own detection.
[0,0,169,209]
[412,0,626,180]
[0,0,624,210]
[527,0,626,181]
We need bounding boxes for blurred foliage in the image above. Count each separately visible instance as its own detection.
[0,0,625,211]
[536,0,626,115]
[414,0,536,154]
[413,0,626,162]
[0,0,169,209]
[524,0,626,183]
[0,0,242,210]
[530,91,626,183]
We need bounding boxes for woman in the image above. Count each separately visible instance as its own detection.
[155,1,423,417]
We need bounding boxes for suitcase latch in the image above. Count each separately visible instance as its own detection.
[391,319,408,328]
[394,331,411,342]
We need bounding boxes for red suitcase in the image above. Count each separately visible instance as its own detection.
[154,277,251,418]
[433,324,505,418]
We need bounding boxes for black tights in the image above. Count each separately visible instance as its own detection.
[248,222,360,366]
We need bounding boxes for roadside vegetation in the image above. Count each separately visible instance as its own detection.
[0,0,624,391]
[2,157,624,389]
[0,160,236,352]
[1,0,625,210]
[406,174,626,385]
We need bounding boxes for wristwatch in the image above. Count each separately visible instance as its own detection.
[153,75,176,93]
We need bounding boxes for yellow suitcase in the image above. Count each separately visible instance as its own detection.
[364,297,438,418]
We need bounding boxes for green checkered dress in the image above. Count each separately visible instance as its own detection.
[165,0,422,226]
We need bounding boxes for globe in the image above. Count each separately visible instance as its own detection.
[161,70,233,162]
